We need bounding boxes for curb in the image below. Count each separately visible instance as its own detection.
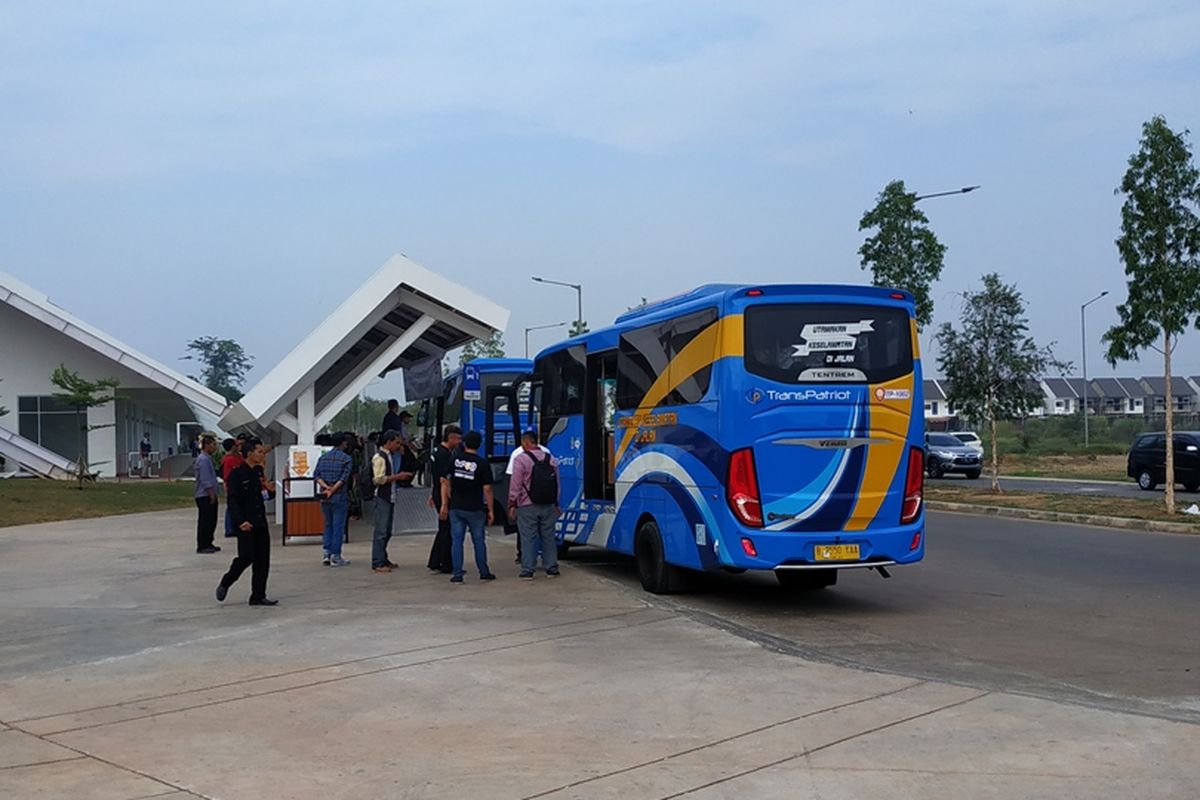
[1001,475,1128,486]
[926,501,1200,535]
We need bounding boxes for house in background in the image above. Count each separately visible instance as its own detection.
[1090,377,1131,416]
[923,379,954,421]
[1040,378,1080,416]
[1115,378,1148,415]
[1139,377,1197,414]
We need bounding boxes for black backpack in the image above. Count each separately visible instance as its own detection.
[525,451,558,505]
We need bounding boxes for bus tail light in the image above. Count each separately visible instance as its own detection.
[741,537,758,557]
[727,448,764,528]
[901,447,924,524]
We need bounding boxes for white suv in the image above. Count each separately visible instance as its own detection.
[952,431,984,455]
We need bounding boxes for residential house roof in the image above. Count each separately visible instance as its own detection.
[1090,378,1128,397]
[1042,378,1078,398]
[1140,377,1190,397]
[923,379,946,401]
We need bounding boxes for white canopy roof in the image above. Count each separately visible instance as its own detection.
[219,254,508,442]
[0,270,228,417]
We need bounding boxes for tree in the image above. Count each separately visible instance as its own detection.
[326,396,391,436]
[1102,115,1200,515]
[184,337,253,402]
[859,179,948,330]
[937,274,1067,492]
[50,364,120,487]
[460,331,506,365]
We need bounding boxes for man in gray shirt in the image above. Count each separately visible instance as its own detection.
[194,435,221,554]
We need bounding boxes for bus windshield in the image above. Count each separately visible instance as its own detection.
[744,303,912,384]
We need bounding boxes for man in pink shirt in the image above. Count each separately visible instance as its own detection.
[507,430,562,580]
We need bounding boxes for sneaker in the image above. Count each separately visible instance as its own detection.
[372,566,393,574]
[322,555,331,567]
[480,573,497,581]
[450,575,464,584]
[520,572,534,581]
[386,561,400,569]
[215,583,228,602]
[546,569,561,578]
[329,556,351,567]
[197,547,219,554]
[248,597,279,606]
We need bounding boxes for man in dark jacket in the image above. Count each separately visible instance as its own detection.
[426,425,462,573]
[216,437,278,606]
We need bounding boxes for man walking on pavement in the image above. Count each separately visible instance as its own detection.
[216,437,278,606]
[315,433,354,567]
[194,435,222,554]
[440,430,496,584]
[221,434,247,538]
[426,425,462,573]
[371,430,415,573]
[508,430,561,580]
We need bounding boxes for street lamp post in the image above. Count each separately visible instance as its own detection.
[524,321,568,358]
[1081,291,1109,447]
[532,276,583,334]
[914,185,981,202]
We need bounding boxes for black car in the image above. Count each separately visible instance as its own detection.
[1127,432,1200,491]
[925,433,983,480]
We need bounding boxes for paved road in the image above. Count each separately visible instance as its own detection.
[567,511,1200,723]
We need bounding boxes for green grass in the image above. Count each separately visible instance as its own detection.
[0,480,197,527]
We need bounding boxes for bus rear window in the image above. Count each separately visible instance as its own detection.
[744,304,913,384]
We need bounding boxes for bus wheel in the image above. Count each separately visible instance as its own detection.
[776,569,837,591]
[635,519,687,594]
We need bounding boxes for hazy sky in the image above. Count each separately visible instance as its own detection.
[2,2,1199,400]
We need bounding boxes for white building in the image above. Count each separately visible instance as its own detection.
[0,271,227,478]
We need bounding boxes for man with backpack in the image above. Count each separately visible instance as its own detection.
[507,429,562,580]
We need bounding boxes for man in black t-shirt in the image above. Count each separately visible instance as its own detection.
[439,430,496,584]
[426,425,463,573]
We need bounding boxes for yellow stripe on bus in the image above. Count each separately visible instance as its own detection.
[613,313,743,466]
[844,373,915,531]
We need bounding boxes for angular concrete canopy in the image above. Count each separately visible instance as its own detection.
[220,254,508,443]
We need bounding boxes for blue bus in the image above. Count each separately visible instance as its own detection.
[420,357,534,460]
[529,284,926,594]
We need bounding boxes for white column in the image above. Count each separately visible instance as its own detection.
[297,385,316,444]
[87,394,117,478]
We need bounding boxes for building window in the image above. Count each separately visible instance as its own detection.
[17,396,87,461]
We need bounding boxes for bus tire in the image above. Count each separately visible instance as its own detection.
[635,519,687,595]
[776,569,837,591]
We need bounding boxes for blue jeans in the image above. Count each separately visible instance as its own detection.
[372,500,394,568]
[449,509,490,579]
[322,501,348,556]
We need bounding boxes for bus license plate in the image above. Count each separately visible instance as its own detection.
[814,544,860,561]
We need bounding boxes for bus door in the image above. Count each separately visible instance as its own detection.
[585,352,618,501]
[484,382,523,528]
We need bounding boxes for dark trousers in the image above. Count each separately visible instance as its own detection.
[427,495,452,572]
[220,528,271,601]
[195,497,218,551]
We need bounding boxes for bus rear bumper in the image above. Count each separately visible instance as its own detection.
[720,522,925,571]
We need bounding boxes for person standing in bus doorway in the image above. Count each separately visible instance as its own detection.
[371,430,413,573]
[315,433,354,567]
[426,425,462,573]
[216,437,278,606]
[508,430,561,580]
[194,435,221,554]
[439,430,496,584]
[381,399,405,439]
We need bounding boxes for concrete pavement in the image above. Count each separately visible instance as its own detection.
[1,509,1197,799]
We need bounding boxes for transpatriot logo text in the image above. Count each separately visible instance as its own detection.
[746,388,765,404]
[764,388,854,402]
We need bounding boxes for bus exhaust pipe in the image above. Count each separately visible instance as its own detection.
[870,565,892,579]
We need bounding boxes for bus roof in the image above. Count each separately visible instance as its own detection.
[444,357,533,378]
[536,283,914,359]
